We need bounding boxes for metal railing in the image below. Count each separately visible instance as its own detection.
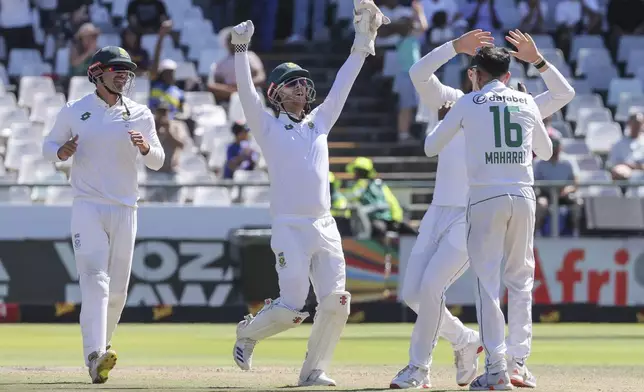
[1,179,641,237]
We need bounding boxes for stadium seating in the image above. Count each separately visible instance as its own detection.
[0,0,641,233]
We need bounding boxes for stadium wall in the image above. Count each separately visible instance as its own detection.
[0,206,642,323]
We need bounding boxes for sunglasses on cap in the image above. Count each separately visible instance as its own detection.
[102,64,132,72]
[284,78,309,87]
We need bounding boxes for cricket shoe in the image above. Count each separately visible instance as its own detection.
[469,371,513,391]
[298,369,337,386]
[509,360,536,388]
[389,364,431,389]
[233,315,257,370]
[88,349,118,384]
[455,334,483,386]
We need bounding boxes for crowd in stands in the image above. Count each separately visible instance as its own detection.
[376,0,644,235]
[0,0,644,236]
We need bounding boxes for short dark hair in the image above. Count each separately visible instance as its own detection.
[232,122,249,134]
[469,47,511,79]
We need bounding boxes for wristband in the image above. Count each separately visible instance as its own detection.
[234,44,248,53]
[533,57,547,70]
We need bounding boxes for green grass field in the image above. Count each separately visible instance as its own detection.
[0,323,642,391]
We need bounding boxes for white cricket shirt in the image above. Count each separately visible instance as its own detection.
[411,41,575,207]
[425,80,553,193]
[42,93,165,207]
[235,51,366,218]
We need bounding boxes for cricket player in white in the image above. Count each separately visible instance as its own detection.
[424,36,558,390]
[42,46,165,384]
[391,30,574,389]
[230,1,390,387]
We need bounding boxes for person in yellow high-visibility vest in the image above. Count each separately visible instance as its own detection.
[329,172,353,236]
[345,157,410,239]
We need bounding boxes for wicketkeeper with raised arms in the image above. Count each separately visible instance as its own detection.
[230,0,389,386]
[42,46,165,384]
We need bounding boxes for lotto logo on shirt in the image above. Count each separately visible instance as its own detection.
[73,234,81,250]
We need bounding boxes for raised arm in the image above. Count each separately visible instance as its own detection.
[317,0,390,130]
[315,53,366,130]
[424,100,463,157]
[533,63,575,119]
[231,21,270,139]
[410,30,493,110]
[505,30,575,119]
[43,104,73,162]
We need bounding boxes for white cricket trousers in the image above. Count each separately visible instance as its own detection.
[401,205,477,370]
[270,214,346,311]
[466,186,536,374]
[71,198,137,366]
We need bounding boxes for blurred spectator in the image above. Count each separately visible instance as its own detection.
[555,0,602,59]
[121,26,150,75]
[517,0,548,34]
[127,0,169,35]
[69,23,100,77]
[376,0,415,48]
[224,122,260,180]
[534,137,578,236]
[59,3,91,42]
[146,102,191,203]
[35,0,58,33]
[57,0,92,14]
[607,112,644,180]
[287,0,328,43]
[208,27,266,105]
[427,13,455,48]
[394,0,428,142]
[465,0,502,32]
[0,0,35,53]
[329,172,353,236]
[422,0,463,26]
[422,0,465,45]
[607,0,644,51]
[345,157,414,240]
[212,0,236,33]
[250,0,279,52]
[149,21,184,118]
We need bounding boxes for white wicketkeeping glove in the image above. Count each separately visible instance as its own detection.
[351,0,391,56]
[231,20,255,47]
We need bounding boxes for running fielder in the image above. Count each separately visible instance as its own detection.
[424,37,558,390]
[42,46,165,384]
[230,1,389,387]
[391,30,574,389]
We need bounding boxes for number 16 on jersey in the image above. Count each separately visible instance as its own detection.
[485,105,527,165]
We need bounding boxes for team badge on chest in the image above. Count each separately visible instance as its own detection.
[277,252,286,268]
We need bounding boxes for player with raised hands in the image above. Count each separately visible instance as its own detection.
[230,0,389,387]
[391,30,574,389]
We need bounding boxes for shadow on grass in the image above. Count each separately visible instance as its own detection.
[276,387,462,392]
[0,383,241,390]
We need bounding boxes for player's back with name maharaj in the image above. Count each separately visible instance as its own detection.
[461,80,546,187]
